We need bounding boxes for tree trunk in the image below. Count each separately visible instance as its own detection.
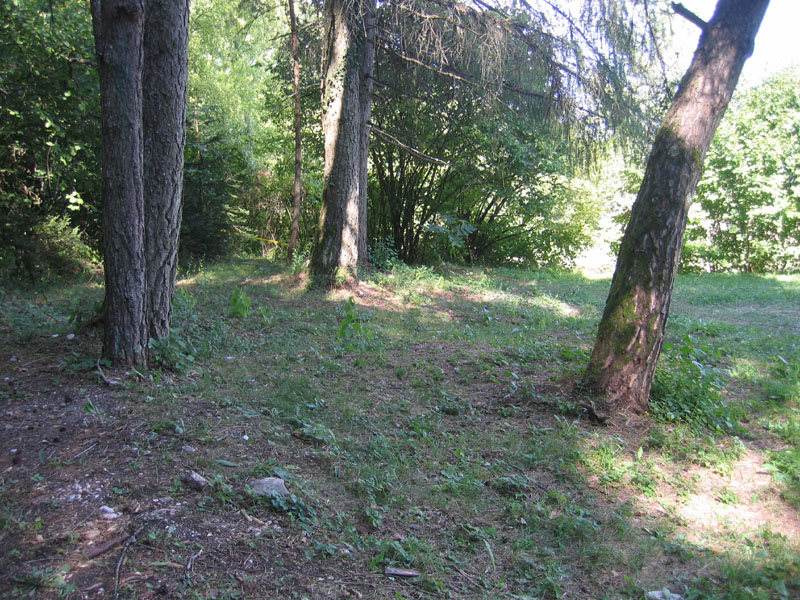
[357,0,376,266]
[581,0,769,417]
[287,0,303,262]
[142,0,189,342]
[91,0,148,366]
[311,0,375,286]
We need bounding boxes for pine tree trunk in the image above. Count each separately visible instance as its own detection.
[357,0,376,266]
[91,0,148,366]
[581,0,769,417]
[287,0,303,261]
[142,0,189,341]
[311,0,375,286]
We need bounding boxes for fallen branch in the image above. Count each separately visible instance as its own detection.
[96,359,119,386]
[84,533,128,559]
[113,525,146,600]
[182,548,203,583]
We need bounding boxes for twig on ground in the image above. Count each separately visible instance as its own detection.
[96,358,118,386]
[182,548,203,583]
[113,525,146,600]
[85,533,128,559]
[74,442,97,458]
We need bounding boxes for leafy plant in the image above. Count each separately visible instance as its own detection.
[336,297,371,352]
[650,334,741,431]
[149,329,196,372]
[267,493,317,524]
[229,287,251,318]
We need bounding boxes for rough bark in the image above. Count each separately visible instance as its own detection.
[91,0,148,366]
[357,0,376,266]
[311,0,375,286]
[581,0,769,417]
[287,0,303,261]
[143,0,189,342]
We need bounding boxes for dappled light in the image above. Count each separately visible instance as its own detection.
[3,0,800,597]
[2,259,798,597]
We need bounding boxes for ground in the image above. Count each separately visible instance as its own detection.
[1,261,798,599]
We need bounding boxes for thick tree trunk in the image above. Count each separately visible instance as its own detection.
[91,0,148,366]
[581,0,769,417]
[287,0,303,261]
[143,0,189,342]
[311,0,375,286]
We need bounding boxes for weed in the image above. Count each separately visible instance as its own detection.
[763,352,800,404]
[149,329,196,372]
[229,287,251,318]
[717,487,740,505]
[83,398,105,424]
[10,566,74,597]
[651,334,742,432]
[290,243,311,274]
[266,493,317,524]
[336,297,371,352]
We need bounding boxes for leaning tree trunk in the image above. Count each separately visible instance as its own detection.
[311,0,375,286]
[143,0,190,342]
[91,0,148,366]
[287,0,303,262]
[581,0,769,417]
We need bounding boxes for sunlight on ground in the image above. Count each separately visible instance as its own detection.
[665,449,799,551]
[529,294,582,317]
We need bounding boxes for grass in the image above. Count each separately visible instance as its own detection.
[1,258,799,599]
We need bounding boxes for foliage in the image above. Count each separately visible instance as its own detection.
[148,329,196,372]
[684,68,800,273]
[229,287,251,319]
[367,2,641,268]
[650,334,742,432]
[182,0,323,263]
[0,0,101,281]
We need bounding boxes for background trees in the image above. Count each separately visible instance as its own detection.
[683,67,800,273]
[3,0,797,381]
[1,1,100,280]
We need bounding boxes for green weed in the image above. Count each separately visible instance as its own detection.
[651,334,742,432]
[229,287,251,318]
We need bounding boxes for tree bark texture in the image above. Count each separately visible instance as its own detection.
[357,0,376,266]
[287,0,303,261]
[91,0,148,366]
[581,0,769,416]
[311,0,376,286]
[143,0,190,341]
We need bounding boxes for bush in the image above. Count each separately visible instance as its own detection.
[1,216,99,283]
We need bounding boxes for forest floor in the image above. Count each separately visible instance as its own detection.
[1,259,799,599]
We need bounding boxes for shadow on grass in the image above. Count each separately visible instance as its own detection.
[1,258,798,599]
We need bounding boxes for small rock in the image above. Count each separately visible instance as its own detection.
[385,567,420,578]
[180,445,197,454]
[248,477,289,497]
[66,333,76,341]
[183,471,208,491]
[99,505,121,520]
